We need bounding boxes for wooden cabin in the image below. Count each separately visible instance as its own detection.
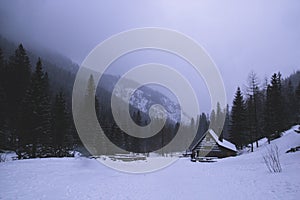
[191,129,237,158]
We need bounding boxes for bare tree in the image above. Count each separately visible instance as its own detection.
[246,71,260,148]
[262,144,282,173]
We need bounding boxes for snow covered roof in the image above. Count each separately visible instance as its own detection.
[208,129,237,152]
[191,129,237,152]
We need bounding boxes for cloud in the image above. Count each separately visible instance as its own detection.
[0,0,299,109]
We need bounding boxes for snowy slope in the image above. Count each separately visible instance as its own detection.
[1,126,300,200]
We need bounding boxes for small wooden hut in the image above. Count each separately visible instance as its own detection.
[191,129,237,158]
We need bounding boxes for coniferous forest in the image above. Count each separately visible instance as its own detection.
[0,42,300,159]
[0,44,77,158]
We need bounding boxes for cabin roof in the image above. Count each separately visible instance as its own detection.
[192,129,237,152]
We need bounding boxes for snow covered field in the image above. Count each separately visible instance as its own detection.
[1,126,300,200]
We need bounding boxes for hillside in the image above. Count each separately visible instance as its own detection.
[0,36,185,121]
[1,36,205,154]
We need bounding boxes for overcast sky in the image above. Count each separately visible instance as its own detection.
[1,0,299,111]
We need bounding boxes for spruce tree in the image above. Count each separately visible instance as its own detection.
[283,80,296,127]
[255,89,266,142]
[0,48,8,149]
[264,73,284,143]
[3,45,31,149]
[230,87,246,149]
[223,105,230,140]
[216,102,225,141]
[199,113,209,137]
[6,44,31,113]
[210,109,216,131]
[264,85,272,143]
[85,74,100,118]
[52,91,69,157]
[18,58,51,158]
[80,74,103,155]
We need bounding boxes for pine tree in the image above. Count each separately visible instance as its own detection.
[17,58,51,158]
[80,74,103,155]
[245,95,254,152]
[2,45,31,149]
[230,87,246,149]
[255,89,266,142]
[264,73,284,143]
[216,102,225,141]
[283,80,296,127]
[246,71,260,147]
[0,48,8,149]
[210,109,216,131]
[223,105,230,140]
[52,91,69,157]
[199,113,209,136]
[6,44,31,113]
[186,117,197,148]
[264,85,272,143]
[85,74,100,118]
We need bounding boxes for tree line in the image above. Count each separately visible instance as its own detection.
[0,43,299,158]
[0,44,201,157]
[229,71,300,151]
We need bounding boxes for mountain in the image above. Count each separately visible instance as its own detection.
[98,73,183,123]
[0,36,185,124]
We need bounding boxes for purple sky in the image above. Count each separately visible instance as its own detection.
[1,0,299,111]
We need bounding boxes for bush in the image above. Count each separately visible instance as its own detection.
[0,153,7,162]
[262,144,282,173]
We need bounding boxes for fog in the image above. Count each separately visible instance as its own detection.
[1,0,299,109]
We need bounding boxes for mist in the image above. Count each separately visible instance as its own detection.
[1,0,299,108]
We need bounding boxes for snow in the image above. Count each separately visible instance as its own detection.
[100,155,178,173]
[0,151,17,162]
[208,129,237,152]
[1,126,300,200]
